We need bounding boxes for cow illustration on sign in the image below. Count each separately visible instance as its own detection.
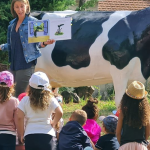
[55,24,64,35]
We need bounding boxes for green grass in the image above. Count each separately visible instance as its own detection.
[62,99,116,124]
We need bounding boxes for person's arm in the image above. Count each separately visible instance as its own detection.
[147,143,150,150]
[51,106,63,128]
[90,139,95,149]
[0,26,11,51]
[56,132,59,140]
[145,120,150,140]
[40,39,55,48]
[0,44,9,51]
[14,99,19,132]
[17,108,25,144]
[116,110,123,144]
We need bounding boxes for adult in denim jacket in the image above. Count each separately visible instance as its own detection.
[0,0,55,97]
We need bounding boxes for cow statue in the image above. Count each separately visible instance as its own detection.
[32,8,150,107]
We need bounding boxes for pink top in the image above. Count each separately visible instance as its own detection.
[0,97,19,133]
[83,119,101,145]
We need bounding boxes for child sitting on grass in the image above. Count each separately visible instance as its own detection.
[95,115,119,150]
[82,97,101,145]
[58,109,94,150]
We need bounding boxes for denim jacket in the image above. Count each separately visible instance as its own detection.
[1,15,42,63]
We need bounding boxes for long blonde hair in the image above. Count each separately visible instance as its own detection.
[28,86,54,111]
[11,0,30,18]
[0,83,14,103]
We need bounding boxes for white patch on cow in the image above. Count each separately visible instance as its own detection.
[42,11,77,20]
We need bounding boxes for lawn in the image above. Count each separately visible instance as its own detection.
[62,99,116,124]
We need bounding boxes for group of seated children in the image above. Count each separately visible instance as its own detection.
[0,70,150,150]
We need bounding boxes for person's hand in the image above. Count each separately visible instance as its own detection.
[44,39,55,45]
[19,135,25,144]
[50,120,55,128]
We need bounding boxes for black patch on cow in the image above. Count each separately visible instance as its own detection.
[50,11,114,69]
[103,7,150,79]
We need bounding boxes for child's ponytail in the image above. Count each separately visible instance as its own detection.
[82,97,99,120]
[87,97,98,106]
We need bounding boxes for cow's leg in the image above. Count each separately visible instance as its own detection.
[110,58,137,107]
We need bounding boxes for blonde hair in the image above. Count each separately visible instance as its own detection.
[11,0,30,18]
[71,109,87,126]
[0,83,15,103]
[28,86,54,111]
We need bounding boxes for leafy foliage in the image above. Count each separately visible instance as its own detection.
[0,1,12,64]
[76,0,98,11]
[29,0,76,11]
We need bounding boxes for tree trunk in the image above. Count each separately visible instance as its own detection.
[79,0,87,7]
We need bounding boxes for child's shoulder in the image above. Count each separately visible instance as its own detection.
[99,134,117,140]
[18,96,30,105]
[9,96,19,103]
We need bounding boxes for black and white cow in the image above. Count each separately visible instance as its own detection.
[33,8,150,107]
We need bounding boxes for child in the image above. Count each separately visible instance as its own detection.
[82,97,101,144]
[58,109,93,150]
[95,115,119,150]
[17,71,63,150]
[52,87,63,104]
[116,81,150,150]
[0,71,19,150]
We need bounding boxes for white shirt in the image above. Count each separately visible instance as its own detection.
[18,96,60,137]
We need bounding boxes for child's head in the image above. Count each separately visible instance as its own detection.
[82,97,99,120]
[70,109,87,126]
[121,81,150,128]
[28,71,53,110]
[99,115,118,134]
[0,71,14,103]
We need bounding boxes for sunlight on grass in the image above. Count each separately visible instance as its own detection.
[62,99,116,124]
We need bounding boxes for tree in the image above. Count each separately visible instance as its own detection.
[0,1,12,64]
[76,0,98,11]
[29,0,76,11]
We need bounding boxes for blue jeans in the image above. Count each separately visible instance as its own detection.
[0,134,16,150]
